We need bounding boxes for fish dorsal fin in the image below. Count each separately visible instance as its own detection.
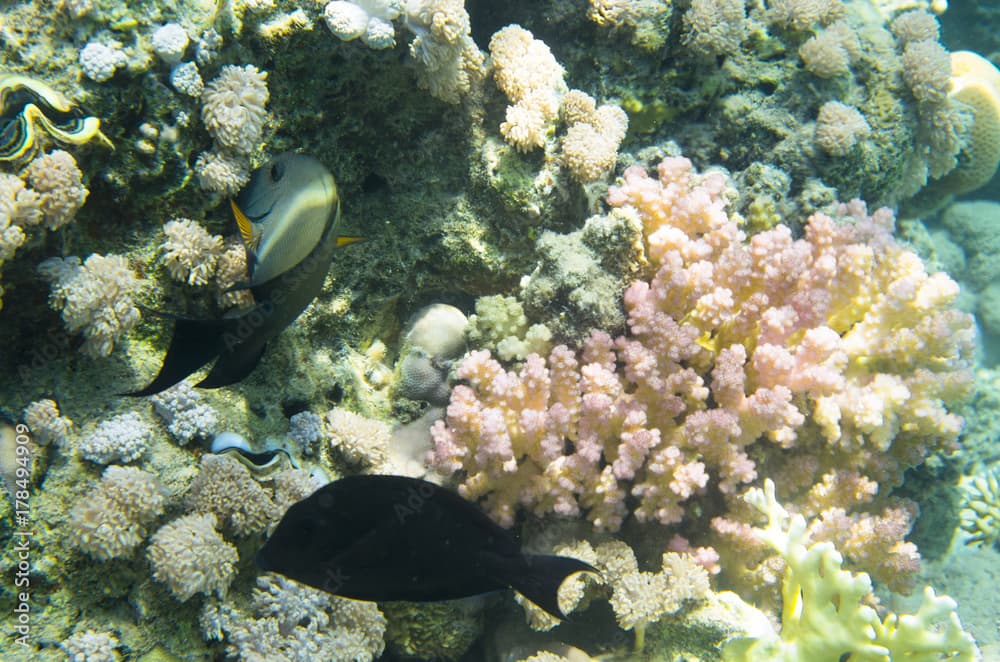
[230,199,260,252]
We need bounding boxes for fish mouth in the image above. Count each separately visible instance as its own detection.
[241,199,276,223]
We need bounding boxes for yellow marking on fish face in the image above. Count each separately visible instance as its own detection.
[336,235,364,247]
[230,199,260,251]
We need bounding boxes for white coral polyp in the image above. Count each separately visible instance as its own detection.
[363,17,397,48]
[194,150,250,196]
[325,0,401,48]
[152,23,190,64]
[325,1,370,40]
[161,218,223,286]
[38,253,141,358]
[201,65,269,155]
[79,42,127,83]
[500,102,547,152]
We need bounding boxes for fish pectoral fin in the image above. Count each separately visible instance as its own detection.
[231,199,259,249]
[121,317,228,396]
[492,552,599,621]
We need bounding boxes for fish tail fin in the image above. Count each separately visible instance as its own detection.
[195,341,267,389]
[507,554,599,620]
[121,317,228,396]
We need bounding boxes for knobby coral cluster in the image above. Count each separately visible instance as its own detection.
[430,155,975,598]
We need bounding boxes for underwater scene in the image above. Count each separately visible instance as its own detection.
[1,0,1000,660]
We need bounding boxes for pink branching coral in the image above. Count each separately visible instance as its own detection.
[429,156,974,593]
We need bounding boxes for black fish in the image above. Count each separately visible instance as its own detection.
[256,475,598,619]
[124,153,361,396]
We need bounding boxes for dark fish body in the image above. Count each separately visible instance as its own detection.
[127,153,355,396]
[256,475,596,619]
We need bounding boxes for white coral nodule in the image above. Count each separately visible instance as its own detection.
[38,253,141,358]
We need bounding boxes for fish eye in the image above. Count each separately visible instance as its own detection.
[270,162,285,182]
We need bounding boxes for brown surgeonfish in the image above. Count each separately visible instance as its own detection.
[256,475,598,619]
[125,153,361,396]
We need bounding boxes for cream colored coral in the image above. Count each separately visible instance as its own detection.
[162,218,224,286]
[560,89,597,125]
[194,149,250,196]
[490,25,565,105]
[37,253,141,358]
[815,101,871,156]
[186,454,279,536]
[467,294,553,361]
[67,466,165,560]
[490,25,566,151]
[871,0,947,19]
[500,102,548,153]
[324,407,390,469]
[24,150,88,230]
[201,64,269,155]
[148,512,237,601]
[0,172,40,284]
[22,399,72,446]
[959,464,1000,547]
[405,0,485,103]
[214,237,253,308]
[517,538,709,647]
[0,173,41,229]
[558,90,629,183]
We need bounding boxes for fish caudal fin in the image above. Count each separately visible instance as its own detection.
[122,317,229,396]
[196,342,267,389]
[505,554,599,620]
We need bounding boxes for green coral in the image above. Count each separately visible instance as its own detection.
[723,480,980,662]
